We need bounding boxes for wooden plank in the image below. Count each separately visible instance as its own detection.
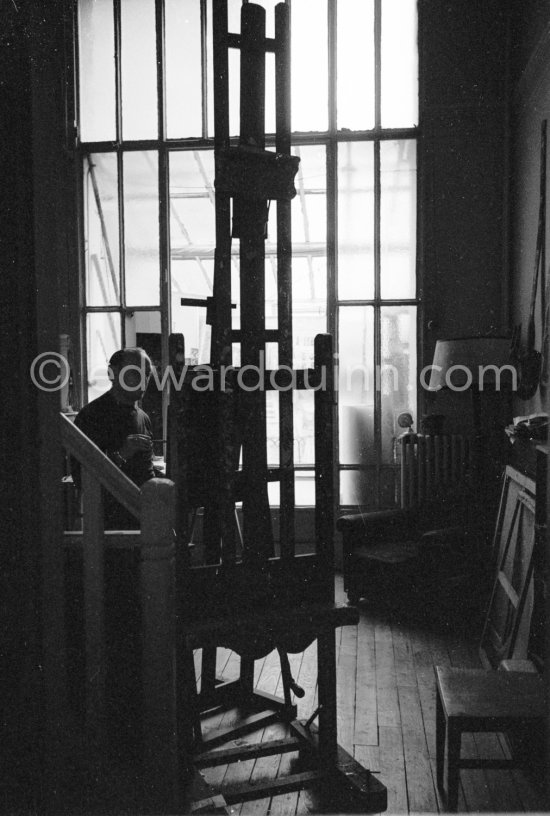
[391,619,416,688]
[401,724,439,815]
[375,726,407,816]
[239,721,289,816]
[269,740,300,816]
[454,732,494,813]
[397,684,424,736]
[196,738,301,769]
[222,771,319,806]
[374,621,399,728]
[336,621,357,753]
[354,613,377,746]
[236,656,287,816]
[472,732,524,813]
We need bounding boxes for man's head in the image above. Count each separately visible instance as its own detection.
[108,347,152,404]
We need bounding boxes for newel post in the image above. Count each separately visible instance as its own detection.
[140,477,178,810]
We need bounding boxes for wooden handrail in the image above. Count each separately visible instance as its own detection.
[60,412,178,807]
[60,411,141,520]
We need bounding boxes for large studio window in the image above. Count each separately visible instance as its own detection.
[77,0,418,509]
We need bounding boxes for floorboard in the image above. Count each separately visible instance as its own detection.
[189,574,546,814]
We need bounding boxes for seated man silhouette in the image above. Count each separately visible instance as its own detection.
[74,346,159,530]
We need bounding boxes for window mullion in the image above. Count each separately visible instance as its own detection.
[116,149,126,346]
[374,0,381,130]
[374,0,383,506]
[113,0,125,345]
[328,0,337,136]
[201,0,209,139]
[373,138,382,506]
[114,0,122,143]
[156,0,170,396]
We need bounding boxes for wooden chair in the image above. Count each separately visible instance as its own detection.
[434,467,545,811]
[435,666,545,812]
[337,500,492,617]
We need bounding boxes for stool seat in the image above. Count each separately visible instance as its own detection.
[436,666,545,722]
[435,666,545,812]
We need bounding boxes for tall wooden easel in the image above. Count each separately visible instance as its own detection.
[167,3,387,812]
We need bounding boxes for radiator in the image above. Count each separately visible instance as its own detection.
[397,433,472,509]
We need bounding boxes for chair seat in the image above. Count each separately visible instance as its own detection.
[353,540,420,565]
[435,666,545,723]
[181,601,359,656]
[435,665,546,811]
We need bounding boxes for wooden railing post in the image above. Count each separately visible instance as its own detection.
[80,467,106,779]
[140,478,178,810]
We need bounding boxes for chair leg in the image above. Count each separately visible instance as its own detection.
[446,721,461,812]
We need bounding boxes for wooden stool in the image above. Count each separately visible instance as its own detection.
[435,666,545,812]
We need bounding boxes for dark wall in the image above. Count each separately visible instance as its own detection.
[0,0,79,807]
[419,0,509,430]
[510,0,550,84]
[0,0,41,806]
[509,3,550,418]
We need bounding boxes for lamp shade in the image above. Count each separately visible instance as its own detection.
[428,337,515,391]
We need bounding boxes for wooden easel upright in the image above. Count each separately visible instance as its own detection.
[166,3,387,812]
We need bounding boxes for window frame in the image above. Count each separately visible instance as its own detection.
[74,0,420,510]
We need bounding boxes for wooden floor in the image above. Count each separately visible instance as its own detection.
[196,575,547,815]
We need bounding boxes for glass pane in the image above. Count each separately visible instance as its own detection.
[121,0,157,140]
[296,471,315,507]
[294,390,315,466]
[78,0,116,142]
[292,259,327,367]
[170,151,216,250]
[291,0,328,132]
[292,145,327,367]
[340,468,376,508]
[266,52,276,136]
[338,141,375,300]
[380,305,417,464]
[267,472,316,508]
[380,140,416,299]
[165,0,202,138]
[173,291,213,364]
[170,150,216,363]
[338,306,374,466]
[85,153,120,306]
[124,151,160,306]
[381,0,418,128]
[229,49,240,139]
[266,390,279,467]
[86,312,121,401]
[126,309,161,346]
[337,0,375,130]
[293,145,326,244]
